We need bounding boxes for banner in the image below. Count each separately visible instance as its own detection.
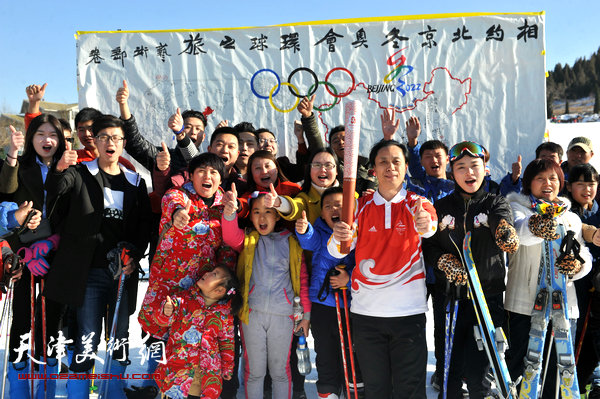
[76,12,546,177]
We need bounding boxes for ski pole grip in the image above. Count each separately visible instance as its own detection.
[336,265,348,290]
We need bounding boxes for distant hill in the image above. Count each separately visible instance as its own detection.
[546,46,600,117]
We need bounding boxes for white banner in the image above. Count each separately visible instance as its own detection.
[76,12,546,177]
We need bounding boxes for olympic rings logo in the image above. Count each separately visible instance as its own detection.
[250,67,356,113]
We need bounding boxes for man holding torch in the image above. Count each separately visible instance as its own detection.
[328,102,437,398]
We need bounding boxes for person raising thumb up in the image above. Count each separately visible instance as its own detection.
[56,140,78,172]
[413,197,432,234]
[295,210,309,235]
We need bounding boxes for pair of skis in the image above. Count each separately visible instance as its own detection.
[518,225,580,399]
[443,232,516,398]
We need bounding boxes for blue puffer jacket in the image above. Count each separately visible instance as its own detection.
[296,217,355,308]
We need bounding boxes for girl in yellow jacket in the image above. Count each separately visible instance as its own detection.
[221,189,310,399]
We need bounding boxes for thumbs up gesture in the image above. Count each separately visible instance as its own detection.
[168,108,184,133]
[413,197,432,234]
[223,183,239,217]
[297,94,316,118]
[156,141,171,171]
[262,183,281,208]
[173,199,192,229]
[296,210,309,235]
[57,140,78,172]
[7,125,24,165]
[512,155,522,183]
[26,83,47,103]
[163,296,175,317]
[116,80,129,104]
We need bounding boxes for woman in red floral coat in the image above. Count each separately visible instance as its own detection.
[139,153,236,338]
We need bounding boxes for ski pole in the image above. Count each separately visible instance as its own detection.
[341,287,358,399]
[575,297,591,364]
[334,290,351,399]
[41,279,47,399]
[1,280,14,399]
[30,274,35,399]
[101,248,128,399]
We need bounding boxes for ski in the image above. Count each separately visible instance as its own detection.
[519,224,580,399]
[443,296,459,399]
[462,232,517,398]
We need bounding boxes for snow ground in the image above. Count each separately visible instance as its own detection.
[0,280,439,398]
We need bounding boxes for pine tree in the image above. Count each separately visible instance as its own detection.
[594,85,600,114]
[565,99,570,114]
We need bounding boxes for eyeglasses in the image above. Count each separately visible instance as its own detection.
[65,137,75,144]
[96,134,125,143]
[449,141,486,163]
[311,162,336,170]
[259,138,277,146]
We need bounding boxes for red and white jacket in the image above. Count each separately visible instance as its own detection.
[328,188,437,318]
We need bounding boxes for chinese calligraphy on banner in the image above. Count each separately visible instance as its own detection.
[76,12,546,177]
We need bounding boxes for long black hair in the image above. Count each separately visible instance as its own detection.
[20,114,66,167]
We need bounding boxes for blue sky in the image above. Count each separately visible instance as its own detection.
[0,0,598,114]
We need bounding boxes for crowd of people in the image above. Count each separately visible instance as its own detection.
[1,80,600,399]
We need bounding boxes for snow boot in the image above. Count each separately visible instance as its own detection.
[66,371,90,399]
[124,356,159,398]
[99,360,128,399]
[7,361,30,398]
[36,357,58,399]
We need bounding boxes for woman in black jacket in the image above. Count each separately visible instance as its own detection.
[45,115,151,398]
[0,114,66,398]
[423,141,519,399]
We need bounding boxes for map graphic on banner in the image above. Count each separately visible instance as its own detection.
[76,12,546,177]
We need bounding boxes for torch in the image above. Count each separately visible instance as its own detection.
[340,100,362,254]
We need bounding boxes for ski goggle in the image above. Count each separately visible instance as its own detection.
[449,141,487,163]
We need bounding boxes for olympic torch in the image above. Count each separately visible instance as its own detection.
[340,100,362,254]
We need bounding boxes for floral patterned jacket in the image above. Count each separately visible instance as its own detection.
[154,284,234,399]
[138,182,236,339]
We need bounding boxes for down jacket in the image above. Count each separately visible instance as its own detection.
[504,193,592,318]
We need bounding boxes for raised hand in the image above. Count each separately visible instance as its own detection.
[512,155,522,183]
[406,116,421,147]
[222,183,239,217]
[116,80,131,119]
[26,83,47,104]
[262,183,281,208]
[168,108,184,133]
[293,120,304,143]
[295,210,309,235]
[163,296,174,316]
[56,141,78,172]
[297,94,316,118]
[216,120,229,129]
[156,141,171,171]
[115,80,129,104]
[380,108,400,140]
[413,197,432,233]
[7,125,24,164]
[173,200,192,229]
